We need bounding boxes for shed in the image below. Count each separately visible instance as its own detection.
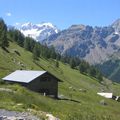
[97,92,113,98]
[97,92,120,102]
[2,70,61,98]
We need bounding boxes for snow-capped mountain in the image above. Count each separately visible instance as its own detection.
[19,22,59,42]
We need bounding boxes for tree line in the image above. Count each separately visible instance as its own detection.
[0,18,9,48]
[60,55,103,82]
[0,18,103,82]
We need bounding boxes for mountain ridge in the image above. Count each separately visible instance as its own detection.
[43,19,120,64]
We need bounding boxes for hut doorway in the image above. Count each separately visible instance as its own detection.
[39,88,50,95]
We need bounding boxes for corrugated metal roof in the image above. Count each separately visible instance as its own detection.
[97,92,113,98]
[2,70,47,83]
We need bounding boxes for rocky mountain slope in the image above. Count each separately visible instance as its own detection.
[96,52,120,82]
[43,19,120,64]
[19,22,59,42]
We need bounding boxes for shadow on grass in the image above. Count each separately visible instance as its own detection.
[33,61,46,70]
[2,47,10,53]
[58,97,81,103]
[14,50,21,56]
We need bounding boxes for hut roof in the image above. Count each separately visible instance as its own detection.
[97,92,113,98]
[2,70,46,83]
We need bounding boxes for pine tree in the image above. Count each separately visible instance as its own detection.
[88,66,97,77]
[70,58,76,69]
[29,38,35,51]
[32,43,40,60]
[24,37,30,51]
[33,46,38,60]
[74,57,81,66]
[50,46,56,59]
[96,72,103,82]
[13,29,19,42]
[0,18,9,48]
[56,53,61,60]
[17,31,24,47]
[79,63,86,73]
[55,60,59,68]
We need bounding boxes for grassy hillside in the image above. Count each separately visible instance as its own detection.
[0,41,120,120]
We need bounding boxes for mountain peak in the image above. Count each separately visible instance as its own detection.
[38,22,55,28]
[69,24,86,30]
[111,18,120,33]
[112,18,120,25]
[21,22,33,27]
[18,22,59,42]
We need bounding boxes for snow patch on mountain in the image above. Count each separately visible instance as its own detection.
[18,22,59,42]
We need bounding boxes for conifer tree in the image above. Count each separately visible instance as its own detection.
[79,63,86,73]
[55,60,59,68]
[24,37,30,51]
[96,72,103,82]
[50,46,56,59]
[17,31,24,47]
[32,43,40,60]
[0,18,9,48]
[88,66,97,77]
[70,58,76,69]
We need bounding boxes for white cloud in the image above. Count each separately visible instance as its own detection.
[6,12,12,17]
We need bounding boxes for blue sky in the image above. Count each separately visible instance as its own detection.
[0,0,120,29]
